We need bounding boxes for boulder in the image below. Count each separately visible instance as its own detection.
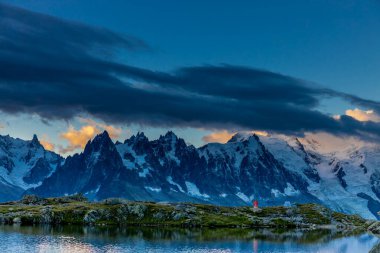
[101,198,129,205]
[83,210,101,224]
[21,195,45,205]
[153,212,166,220]
[127,203,147,219]
[40,207,52,224]
[12,217,21,224]
[368,221,380,234]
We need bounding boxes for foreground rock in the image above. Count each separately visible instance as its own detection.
[0,195,370,231]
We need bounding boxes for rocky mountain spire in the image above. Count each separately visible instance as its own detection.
[29,134,41,148]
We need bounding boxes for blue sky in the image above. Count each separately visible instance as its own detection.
[1,0,380,154]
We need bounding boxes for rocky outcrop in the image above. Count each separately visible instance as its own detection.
[83,210,102,224]
[368,220,380,234]
[0,196,370,231]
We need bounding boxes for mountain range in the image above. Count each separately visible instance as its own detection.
[0,130,379,219]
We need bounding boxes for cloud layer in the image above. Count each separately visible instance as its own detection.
[1,3,380,140]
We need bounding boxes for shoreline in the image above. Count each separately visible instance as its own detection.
[0,195,375,233]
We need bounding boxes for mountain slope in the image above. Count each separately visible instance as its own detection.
[0,134,62,200]
[30,131,128,198]
[2,130,380,219]
[279,134,380,219]
[30,131,319,206]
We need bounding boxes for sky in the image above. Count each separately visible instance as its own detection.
[0,0,380,155]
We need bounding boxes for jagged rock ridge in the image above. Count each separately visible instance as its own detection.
[1,131,380,219]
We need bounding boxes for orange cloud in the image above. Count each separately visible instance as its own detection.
[252,130,269,137]
[59,118,123,154]
[61,125,99,151]
[345,108,380,122]
[78,118,122,139]
[202,130,268,143]
[202,130,235,143]
[40,139,55,151]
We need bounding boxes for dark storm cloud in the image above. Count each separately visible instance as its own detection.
[1,3,380,139]
[0,3,147,55]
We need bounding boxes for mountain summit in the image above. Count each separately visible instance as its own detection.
[0,131,379,219]
[0,134,62,201]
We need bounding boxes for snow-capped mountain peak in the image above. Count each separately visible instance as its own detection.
[1,131,380,220]
[0,134,63,200]
[227,132,255,143]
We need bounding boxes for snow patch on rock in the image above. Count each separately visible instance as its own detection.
[145,186,161,192]
[185,181,209,198]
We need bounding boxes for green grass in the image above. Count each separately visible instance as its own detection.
[332,212,366,227]
[296,204,331,225]
[0,196,369,229]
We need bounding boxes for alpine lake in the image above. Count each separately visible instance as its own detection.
[0,225,378,253]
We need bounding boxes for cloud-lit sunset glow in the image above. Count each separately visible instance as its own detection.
[59,119,123,154]
[78,118,122,139]
[202,130,268,144]
[345,108,380,122]
[40,139,55,152]
[202,130,235,143]
[60,125,98,153]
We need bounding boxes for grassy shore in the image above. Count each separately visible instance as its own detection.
[0,194,372,231]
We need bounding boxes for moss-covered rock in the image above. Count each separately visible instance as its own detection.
[84,210,101,224]
[368,221,380,234]
[0,196,371,230]
[21,195,45,205]
[127,203,147,219]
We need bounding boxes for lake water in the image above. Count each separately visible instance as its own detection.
[0,225,378,253]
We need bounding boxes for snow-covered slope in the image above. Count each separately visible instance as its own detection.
[31,131,318,207]
[198,134,317,206]
[280,134,380,219]
[4,130,380,219]
[0,134,62,201]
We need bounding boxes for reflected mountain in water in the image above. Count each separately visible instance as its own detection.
[0,225,378,253]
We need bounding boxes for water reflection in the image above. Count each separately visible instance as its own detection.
[0,225,378,253]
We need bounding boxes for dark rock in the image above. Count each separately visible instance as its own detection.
[84,210,101,224]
